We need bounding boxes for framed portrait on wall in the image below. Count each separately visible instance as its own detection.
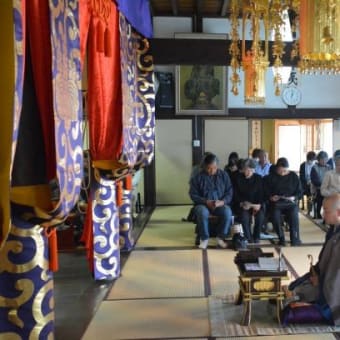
[175,64,227,115]
[174,32,228,115]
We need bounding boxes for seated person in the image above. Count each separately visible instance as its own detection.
[327,149,340,170]
[311,151,331,219]
[189,153,233,249]
[321,155,340,198]
[255,149,272,177]
[224,151,239,186]
[299,151,316,212]
[264,157,302,246]
[288,193,340,326]
[233,158,264,243]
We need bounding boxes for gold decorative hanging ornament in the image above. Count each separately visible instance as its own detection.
[229,0,241,96]
[299,0,340,74]
[229,0,289,104]
[241,0,270,104]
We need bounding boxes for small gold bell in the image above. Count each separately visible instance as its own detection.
[321,26,334,45]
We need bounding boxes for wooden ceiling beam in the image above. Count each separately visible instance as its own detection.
[150,38,299,66]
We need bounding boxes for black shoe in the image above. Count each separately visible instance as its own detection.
[291,239,302,246]
[278,238,286,246]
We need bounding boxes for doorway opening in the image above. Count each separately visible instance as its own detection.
[276,119,333,171]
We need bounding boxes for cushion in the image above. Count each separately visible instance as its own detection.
[281,302,326,325]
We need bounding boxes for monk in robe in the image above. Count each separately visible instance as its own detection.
[289,193,340,325]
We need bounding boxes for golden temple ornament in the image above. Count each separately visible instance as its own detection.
[229,0,290,104]
[299,0,340,75]
[241,0,270,104]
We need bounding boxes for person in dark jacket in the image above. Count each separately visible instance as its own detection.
[189,153,233,249]
[233,158,264,243]
[311,151,331,219]
[264,157,303,246]
[299,151,316,213]
[224,151,239,186]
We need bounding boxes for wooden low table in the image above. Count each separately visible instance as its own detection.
[234,249,288,326]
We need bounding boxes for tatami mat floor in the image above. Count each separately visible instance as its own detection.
[82,206,339,339]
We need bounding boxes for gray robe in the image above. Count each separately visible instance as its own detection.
[318,226,340,325]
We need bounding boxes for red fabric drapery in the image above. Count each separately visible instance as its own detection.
[26,0,56,182]
[80,0,123,162]
[79,0,123,272]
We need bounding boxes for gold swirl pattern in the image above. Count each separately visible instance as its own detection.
[0,279,34,320]
[92,171,120,279]
[0,225,48,276]
[1,334,21,340]
[29,279,54,340]
[0,219,53,338]
[49,0,83,220]
[106,15,155,180]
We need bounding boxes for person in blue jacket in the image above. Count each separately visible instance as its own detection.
[189,153,233,249]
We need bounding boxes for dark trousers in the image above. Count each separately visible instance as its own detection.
[270,202,300,243]
[314,189,324,219]
[238,208,264,242]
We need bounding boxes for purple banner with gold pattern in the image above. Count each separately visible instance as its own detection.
[49,0,83,219]
[0,214,54,338]
[0,0,83,338]
[112,14,155,179]
[92,170,120,280]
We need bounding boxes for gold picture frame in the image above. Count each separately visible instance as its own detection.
[175,64,227,115]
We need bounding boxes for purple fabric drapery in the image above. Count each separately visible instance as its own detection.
[116,0,153,38]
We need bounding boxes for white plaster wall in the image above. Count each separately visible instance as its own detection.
[155,119,192,204]
[204,119,249,167]
[153,17,192,38]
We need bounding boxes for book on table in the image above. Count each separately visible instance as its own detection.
[244,257,286,272]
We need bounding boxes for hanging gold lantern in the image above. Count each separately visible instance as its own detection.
[299,0,340,74]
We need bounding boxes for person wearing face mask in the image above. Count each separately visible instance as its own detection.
[311,151,331,219]
[264,157,303,246]
[233,158,264,243]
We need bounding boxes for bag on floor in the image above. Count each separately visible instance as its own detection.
[186,207,197,223]
[232,232,248,251]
